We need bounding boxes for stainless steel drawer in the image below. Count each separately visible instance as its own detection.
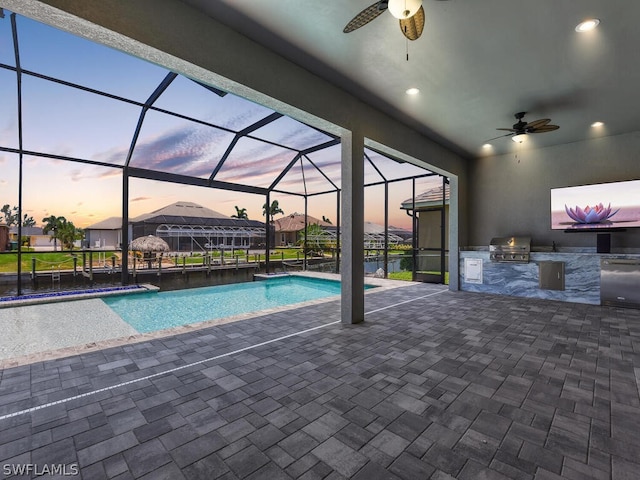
[601,259,640,308]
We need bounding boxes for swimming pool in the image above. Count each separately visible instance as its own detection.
[102,276,371,333]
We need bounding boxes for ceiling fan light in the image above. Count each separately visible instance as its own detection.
[575,19,600,32]
[388,0,422,19]
[512,134,528,143]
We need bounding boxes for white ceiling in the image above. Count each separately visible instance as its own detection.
[180,0,640,158]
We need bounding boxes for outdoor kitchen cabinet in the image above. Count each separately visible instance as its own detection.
[461,249,640,307]
[539,261,565,291]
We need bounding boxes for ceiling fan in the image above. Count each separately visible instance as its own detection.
[494,112,560,143]
[343,0,427,41]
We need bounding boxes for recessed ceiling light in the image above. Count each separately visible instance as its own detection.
[406,87,420,95]
[575,19,600,32]
[591,121,604,127]
[482,143,492,149]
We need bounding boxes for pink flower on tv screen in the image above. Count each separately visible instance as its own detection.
[564,203,619,224]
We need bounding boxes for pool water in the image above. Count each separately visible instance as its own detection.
[103,276,368,333]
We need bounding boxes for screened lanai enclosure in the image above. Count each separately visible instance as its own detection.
[0,8,448,296]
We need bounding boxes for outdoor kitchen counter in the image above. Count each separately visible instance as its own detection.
[459,250,640,305]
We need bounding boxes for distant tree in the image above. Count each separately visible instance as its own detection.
[42,215,67,251]
[322,215,332,225]
[299,223,330,254]
[1,204,17,226]
[231,206,249,220]
[262,200,284,224]
[58,221,83,250]
[21,214,36,227]
[0,203,15,226]
[1,204,35,226]
[298,223,323,244]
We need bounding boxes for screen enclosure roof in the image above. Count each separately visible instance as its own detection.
[0,9,437,199]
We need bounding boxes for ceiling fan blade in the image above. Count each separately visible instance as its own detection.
[344,2,386,33]
[496,128,517,132]
[530,125,559,133]
[399,6,425,41]
[525,119,551,129]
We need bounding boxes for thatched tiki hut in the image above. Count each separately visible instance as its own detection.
[130,235,170,268]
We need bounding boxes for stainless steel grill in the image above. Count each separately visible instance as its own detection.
[489,236,531,263]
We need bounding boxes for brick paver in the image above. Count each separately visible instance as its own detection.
[1,283,640,478]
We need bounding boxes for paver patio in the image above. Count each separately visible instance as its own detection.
[1,283,639,479]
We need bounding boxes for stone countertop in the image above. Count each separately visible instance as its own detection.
[460,248,640,256]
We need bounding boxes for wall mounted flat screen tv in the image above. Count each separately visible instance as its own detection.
[551,179,640,230]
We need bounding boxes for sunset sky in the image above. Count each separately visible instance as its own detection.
[0,10,440,230]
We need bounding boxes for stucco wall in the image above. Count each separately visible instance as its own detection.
[469,131,640,250]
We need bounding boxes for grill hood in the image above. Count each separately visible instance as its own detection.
[489,236,531,263]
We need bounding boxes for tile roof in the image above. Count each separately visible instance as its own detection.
[401,184,450,209]
[84,216,123,230]
[274,213,332,232]
[132,201,229,222]
[86,202,264,230]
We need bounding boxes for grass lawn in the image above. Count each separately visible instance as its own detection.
[388,270,449,284]
[0,251,118,273]
[388,271,413,281]
[0,249,312,273]
[170,249,313,265]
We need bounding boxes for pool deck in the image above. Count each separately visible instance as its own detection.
[1,281,639,479]
[0,274,411,368]
[0,284,158,309]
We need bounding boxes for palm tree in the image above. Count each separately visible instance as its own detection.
[298,222,327,253]
[231,206,249,219]
[58,221,84,250]
[42,215,67,251]
[262,200,284,224]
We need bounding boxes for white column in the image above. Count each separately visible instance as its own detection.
[341,130,365,324]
